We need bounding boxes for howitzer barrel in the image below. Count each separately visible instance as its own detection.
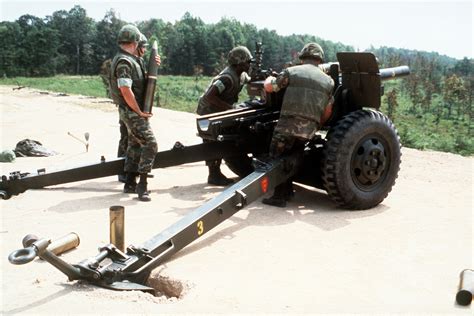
[143,41,158,113]
[379,66,410,81]
[319,62,410,81]
[318,62,339,73]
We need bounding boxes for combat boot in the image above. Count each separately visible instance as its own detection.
[118,173,127,183]
[207,165,233,186]
[262,181,294,208]
[123,172,138,193]
[137,173,151,202]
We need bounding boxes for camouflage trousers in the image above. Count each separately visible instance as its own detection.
[117,119,128,158]
[270,114,318,157]
[119,106,158,174]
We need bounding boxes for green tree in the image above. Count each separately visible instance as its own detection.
[48,6,95,74]
[92,10,125,72]
[0,22,22,76]
[454,58,473,131]
[15,15,60,76]
[385,88,399,121]
[162,21,184,75]
[443,74,467,120]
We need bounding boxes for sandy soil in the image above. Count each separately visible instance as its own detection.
[0,85,472,314]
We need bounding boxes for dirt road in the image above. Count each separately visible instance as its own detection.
[0,86,472,314]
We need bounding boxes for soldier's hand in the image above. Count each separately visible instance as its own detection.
[139,111,153,118]
[264,76,276,93]
[155,54,161,67]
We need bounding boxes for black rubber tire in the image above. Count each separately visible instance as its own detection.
[225,155,254,178]
[0,190,10,200]
[322,109,401,210]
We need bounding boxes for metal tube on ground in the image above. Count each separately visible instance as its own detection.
[22,232,80,256]
[109,205,125,252]
[48,232,80,255]
[456,269,474,306]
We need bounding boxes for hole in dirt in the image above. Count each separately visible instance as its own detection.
[146,271,190,299]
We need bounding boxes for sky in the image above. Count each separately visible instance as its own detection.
[1,0,472,59]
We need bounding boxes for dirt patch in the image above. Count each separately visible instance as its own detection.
[147,267,191,298]
[0,85,472,314]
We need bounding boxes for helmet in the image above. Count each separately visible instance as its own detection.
[0,149,16,162]
[298,43,325,61]
[227,46,253,65]
[117,24,141,44]
[138,33,148,48]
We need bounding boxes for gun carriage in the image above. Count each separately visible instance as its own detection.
[6,46,409,292]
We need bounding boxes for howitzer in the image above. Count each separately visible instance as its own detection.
[247,41,276,99]
[8,50,410,293]
[248,41,270,81]
[1,51,409,205]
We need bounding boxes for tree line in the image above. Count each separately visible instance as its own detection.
[373,46,472,127]
[0,5,355,77]
[0,5,472,140]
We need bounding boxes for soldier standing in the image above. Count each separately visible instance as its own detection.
[136,33,148,63]
[197,46,254,185]
[116,32,149,181]
[262,43,334,207]
[110,25,161,202]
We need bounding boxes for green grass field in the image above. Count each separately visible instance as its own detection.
[1,75,472,156]
[0,76,106,98]
[0,75,211,112]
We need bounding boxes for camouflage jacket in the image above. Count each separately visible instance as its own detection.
[273,64,334,140]
[197,66,248,115]
[110,49,147,110]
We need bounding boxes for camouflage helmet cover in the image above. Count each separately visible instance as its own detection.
[298,42,325,61]
[138,33,148,48]
[0,149,16,162]
[117,24,141,44]
[227,46,253,65]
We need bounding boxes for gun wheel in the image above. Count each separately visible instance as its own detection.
[321,109,401,209]
[0,190,10,200]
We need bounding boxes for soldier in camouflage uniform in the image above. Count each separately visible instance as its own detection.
[196,46,254,186]
[262,42,334,207]
[110,24,161,202]
[116,32,149,179]
[136,33,148,66]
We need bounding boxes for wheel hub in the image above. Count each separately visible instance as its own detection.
[352,137,388,189]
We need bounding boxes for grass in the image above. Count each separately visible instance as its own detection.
[395,114,473,156]
[0,75,106,98]
[1,75,472,156]
[156,75,209,113]
[0,75,212,113]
